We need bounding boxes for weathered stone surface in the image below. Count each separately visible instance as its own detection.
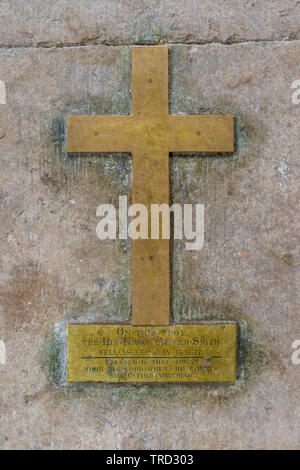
[0,39,299,449]
[0,0,299,47]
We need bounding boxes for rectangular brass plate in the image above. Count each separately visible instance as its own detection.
[68,324,237,383]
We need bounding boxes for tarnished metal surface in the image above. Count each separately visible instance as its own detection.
[67,46,234,326]
[68,324,237,383]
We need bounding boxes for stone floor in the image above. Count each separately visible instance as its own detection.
[0,0,299,449]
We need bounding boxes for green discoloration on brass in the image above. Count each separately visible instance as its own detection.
[42,333,65,386]
[42,313,267,405]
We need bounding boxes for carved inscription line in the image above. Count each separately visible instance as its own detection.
[81,356,222,359]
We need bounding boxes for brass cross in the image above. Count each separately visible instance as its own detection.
[67,46,234,327]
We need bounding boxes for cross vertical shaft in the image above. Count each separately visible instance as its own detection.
[131,47,170,325]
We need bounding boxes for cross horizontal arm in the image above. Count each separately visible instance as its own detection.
[168,115,234,152]
[67,115,135,153]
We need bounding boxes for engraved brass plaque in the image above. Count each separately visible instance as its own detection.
[68,324,237,383]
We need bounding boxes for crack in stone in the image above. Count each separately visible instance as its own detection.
[0,36,299,50]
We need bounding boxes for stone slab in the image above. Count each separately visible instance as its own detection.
[0,1,299,47]
[0,41,299,448]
